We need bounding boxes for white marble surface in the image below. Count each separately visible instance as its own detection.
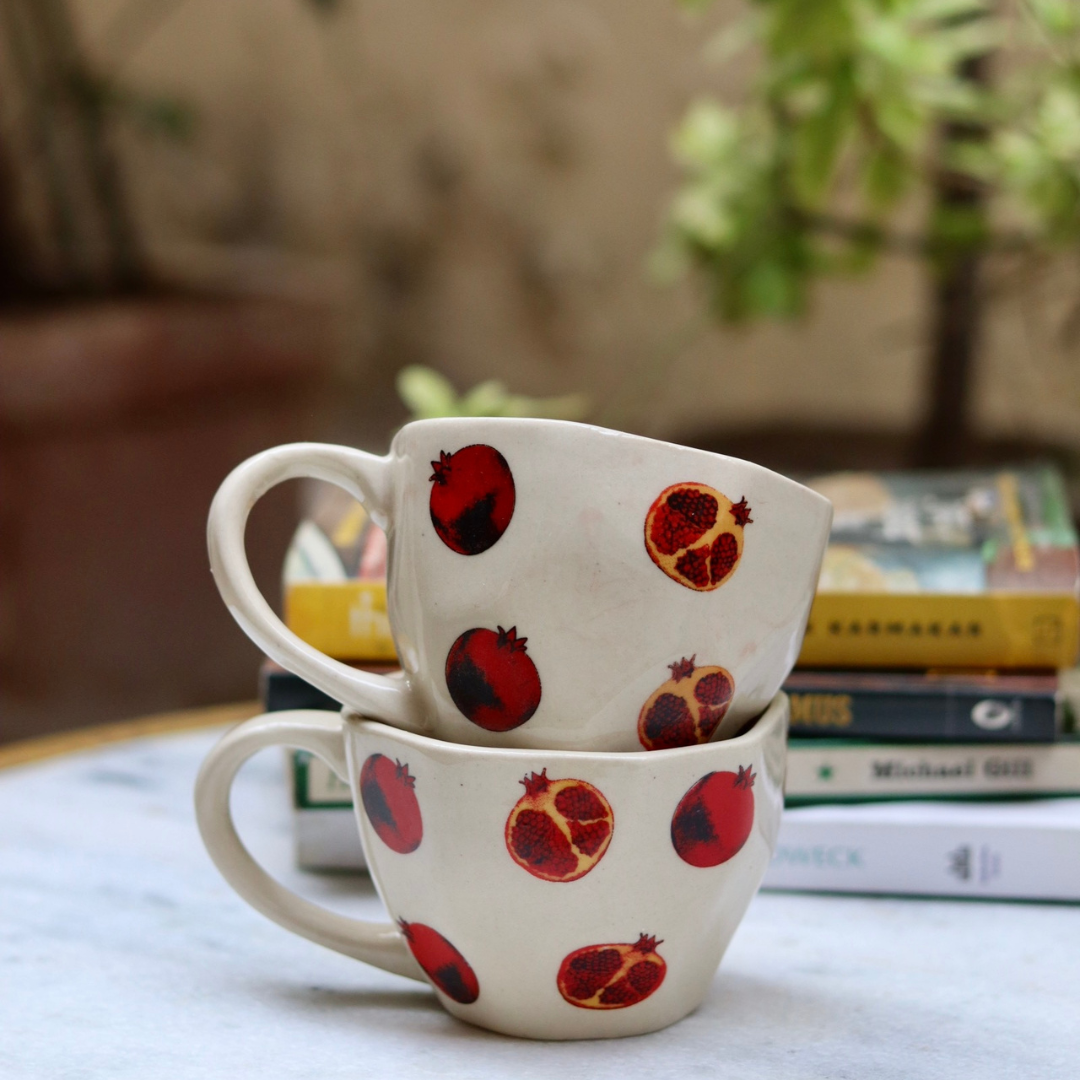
[2,727,1078,1079]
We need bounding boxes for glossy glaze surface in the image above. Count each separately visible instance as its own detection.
[345,693,788,1038]
[209,418,831,750]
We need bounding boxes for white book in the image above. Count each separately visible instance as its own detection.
[290,750,366,871]
[295,809,365,871]
[785,739,1080,801]
[763,798,1080,901]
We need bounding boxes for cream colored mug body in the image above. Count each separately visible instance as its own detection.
[194,693,788,1040]
[208,418,830,750]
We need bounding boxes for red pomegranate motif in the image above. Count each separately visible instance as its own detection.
[671,766,756,868]
[399,920,480,1004]
[557,934,667,1010]
[644,482,752,591]
[638,657,735,750]
[359,754,423,854]
[445,625,542,731]
[505,770,614,882]
[429,444,516,555]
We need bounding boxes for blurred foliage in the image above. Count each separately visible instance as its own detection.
[396,366,590,421]
[660,0,1080,321]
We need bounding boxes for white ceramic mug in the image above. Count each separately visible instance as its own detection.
[208,418,830,750]
[194,692,788,1040]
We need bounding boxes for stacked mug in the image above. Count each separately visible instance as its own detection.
[196,418,832,1039]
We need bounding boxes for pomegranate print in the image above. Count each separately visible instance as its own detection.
[359,754,423,854]
[638,657,735,750]
[671,766,756,868]
[429,444,515,555]
[505,770,614,882]
[445,625,542,732]
[399,920,480,1004]
[644,482,752,591]
[557,934,667,1010]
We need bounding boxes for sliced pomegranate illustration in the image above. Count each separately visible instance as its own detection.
[644,482,752,591]
[429,444,515,555]
[671,765,756,868]
[638,656,735,750]
[557,934,666,1010]
[505,769,614,882]
[445,625,542,732]
[399,920,479,1004]
[359,753,423,854]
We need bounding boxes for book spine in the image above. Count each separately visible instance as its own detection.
[262,669,341,713]
[786,741,1080,801]
[798,592,1080,669]
[763,813,1080,901]
[785,684,1058,742]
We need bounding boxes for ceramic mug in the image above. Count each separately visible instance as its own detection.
[208,418,830,750]
[194,692,788,1040]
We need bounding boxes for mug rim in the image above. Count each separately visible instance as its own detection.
[343,689,788,764]
[391,417,832,512]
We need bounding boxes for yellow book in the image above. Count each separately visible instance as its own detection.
[284,580,397,662]
[795,467,1080,670]
[798,592,1079,668]
[282,492,397,661]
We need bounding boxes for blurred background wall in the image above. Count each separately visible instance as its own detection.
[3,0,1080,738]
[79,0,1080,448]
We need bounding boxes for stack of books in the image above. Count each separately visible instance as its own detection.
[765,466,1080,901]
[263,466,1080,899]
[264,486,396,870]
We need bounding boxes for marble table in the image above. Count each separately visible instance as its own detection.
[3,716,1078,1079]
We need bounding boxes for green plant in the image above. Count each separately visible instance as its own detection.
[662,0,1080,462]
[396,365,590,421]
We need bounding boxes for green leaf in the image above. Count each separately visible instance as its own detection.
[768,0,856,58]
[396,366,461,419]
[500,392,591,421]
[873,89,928,152]
[460,380,511,417]
[1026,0,1080,38]
[671,101,740,170]
[1037,84,1080,159]
[908,0,992,22]
[791,66,857,205]
[861,142,912,208]
[671,187,737,248]
[932,19,1008,64]
[944,140,998,181]
[396,366,590,421]
[744,259,802,318]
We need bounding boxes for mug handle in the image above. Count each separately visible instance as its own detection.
[207,442,421,733]
[194,709,422,982]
